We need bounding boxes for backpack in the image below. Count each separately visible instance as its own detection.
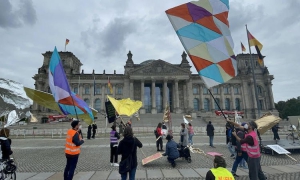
[154,129,158,136]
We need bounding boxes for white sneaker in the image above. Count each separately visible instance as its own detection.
[114,163,119,167]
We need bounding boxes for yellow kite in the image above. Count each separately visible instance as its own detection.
[23,87,97,125]
[107,95,142,117]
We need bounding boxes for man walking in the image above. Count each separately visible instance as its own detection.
[92,123,97,139]
[228,120,266,180]
[64,120,84,180]
[206,121,215,148]
[272,123,280,140]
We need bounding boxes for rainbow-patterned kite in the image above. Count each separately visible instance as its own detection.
[166,0,237,88]
[49,47,94,121]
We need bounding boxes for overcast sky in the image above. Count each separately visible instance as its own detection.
[0,0,299,103]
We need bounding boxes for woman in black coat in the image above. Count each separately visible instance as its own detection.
[0,128,13,160]
[117,126,143,180]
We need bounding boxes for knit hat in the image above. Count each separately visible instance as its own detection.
[71,120,79,128]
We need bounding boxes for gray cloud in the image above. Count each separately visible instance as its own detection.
[0,0,37,28]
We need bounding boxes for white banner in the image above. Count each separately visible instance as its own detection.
[267,145,291,154]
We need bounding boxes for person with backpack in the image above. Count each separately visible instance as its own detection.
[117,126,143,180]
[155,123,163,151]
[0,128,13,160]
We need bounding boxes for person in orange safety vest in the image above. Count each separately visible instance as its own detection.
[64,120,84,180]
[205,155,235,180]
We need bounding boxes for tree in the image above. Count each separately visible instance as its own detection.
[275,98,300,119]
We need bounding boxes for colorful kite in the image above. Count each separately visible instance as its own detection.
[166,0,237,88]
[49,47,94,121]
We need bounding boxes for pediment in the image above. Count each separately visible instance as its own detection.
[129,60,190,75]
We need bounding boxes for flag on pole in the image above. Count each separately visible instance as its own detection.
[241,42,246,52]
[247,30,263,51]
[65,39,70,46]
[108,77,113,94]
[247,30,264,66]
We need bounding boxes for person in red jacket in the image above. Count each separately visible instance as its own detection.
[156,123,163,151]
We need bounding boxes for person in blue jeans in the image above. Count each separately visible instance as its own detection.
[117,126,143,180]
[206,121,215,148]
[162,134,180,167]
[187,123,194,145]
[231,123,249,177]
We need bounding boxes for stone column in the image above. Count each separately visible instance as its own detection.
[220,86,224,110]
[113,85,115,97]
[163,79,168,109]
[231,85,235,110]
[199,84,203,110]
[151,80,157,114]
[267,82,275,109]
[130,80,134,99]
[250,82,258,109]
[140,80,145,114]
[210,88,214,111]
[186,80,193,112]
[175,79,180,113]
[183,83,187,111]
[101,84,105,111]
[172,83,175,112]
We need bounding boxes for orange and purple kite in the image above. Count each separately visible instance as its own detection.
[166,0,237,88]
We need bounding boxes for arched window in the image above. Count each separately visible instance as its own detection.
[235,98,241,111]
[84,98,90,106]
[193,98,199,111]
[84,86,90,94]
[257,86,263,95]
[225,98,230,110]
[94,99,101,111]
[204,98,210,111]
[214,98,220,110]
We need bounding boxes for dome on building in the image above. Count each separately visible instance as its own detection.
[140,59,156,65]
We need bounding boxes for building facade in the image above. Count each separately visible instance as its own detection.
[32,51,277,119]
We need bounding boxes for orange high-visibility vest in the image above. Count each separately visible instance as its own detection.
[65,129,81,155]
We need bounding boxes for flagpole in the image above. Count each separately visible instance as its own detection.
[246,24,261,118]
[78,75,80,95]
[208,89,227,120]
[92,72,95,109]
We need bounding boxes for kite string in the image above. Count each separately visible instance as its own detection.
[208,89,227,120]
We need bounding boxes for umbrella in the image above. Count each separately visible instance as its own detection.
[107,95,142,117]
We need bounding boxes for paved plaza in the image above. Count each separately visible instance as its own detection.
[11,134,300,180]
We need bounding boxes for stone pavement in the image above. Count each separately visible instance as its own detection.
[11,135,300,179]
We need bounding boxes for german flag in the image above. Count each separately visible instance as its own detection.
[241,42,246,52]
[255,46,264,66]
[108,77,113,94]
[65,39,70,46]
[247,30,262,50]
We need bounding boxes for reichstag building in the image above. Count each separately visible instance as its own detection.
[32,51,277,119]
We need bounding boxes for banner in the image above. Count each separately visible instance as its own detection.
[105,101,116,123]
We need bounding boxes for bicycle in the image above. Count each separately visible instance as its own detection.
[0,158,16,180]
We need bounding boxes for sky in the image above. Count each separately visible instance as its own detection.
[0,0,299,103]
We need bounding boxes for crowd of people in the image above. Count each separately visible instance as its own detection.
[62,118,268,180]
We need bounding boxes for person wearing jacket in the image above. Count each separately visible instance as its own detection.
[156,123,163,151]
[64,120,84,180]
[92,123,97,139]
[87,124,92,140]
[206,121,215,148]
[205,155,234,180]
[117,126,143,180]
[187,123,194,146]
[180,123,188,147]
[162,134,179,167]
[229,120,266,180]
[0,128,13,160]
[231,123,249,177]
[110,125,120,167]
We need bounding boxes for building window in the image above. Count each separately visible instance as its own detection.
[214,98,220,110]
[203,87,208,94]
[193,87,199,95]
[245,61,248,66]
[234,87,239,95]
[84,86,90,94]
[235,98,241,111]
[117,87,123,95]
[193,98,199,111]
[223,87,229,94]
[204,98,210,111]
[73,87,78,94]
[257,86,263,95]
[94,98,101,111]
[225,98,230,110]
[84,98,90,106]
[95,86,101,95]
[213,87,219,94]
[255,61,258,67]
[259,100,264,110]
